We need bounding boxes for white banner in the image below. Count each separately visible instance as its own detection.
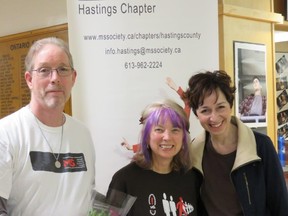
[67,0,218,193]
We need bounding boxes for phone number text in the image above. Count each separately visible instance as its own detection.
[124,61,162,69]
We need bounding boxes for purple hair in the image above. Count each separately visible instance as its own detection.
[133,99,191,171]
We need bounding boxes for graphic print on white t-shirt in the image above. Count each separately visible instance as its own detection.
[30,151,87,173]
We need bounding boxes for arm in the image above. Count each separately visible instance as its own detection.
[121,138,133,151]
[165,77,179,91]
[121,138,140,153]
[176,87,191,118]
[257,134,288,215]
[0,197,7,216]
[107,169,127,195]
[132,144,140,153]
[166,78,191,118]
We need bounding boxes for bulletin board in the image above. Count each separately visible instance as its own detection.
[276,52,288,138]
[0,24,71,119]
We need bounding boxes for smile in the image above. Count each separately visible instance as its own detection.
[210,122,222,128]
[159,144,174,149]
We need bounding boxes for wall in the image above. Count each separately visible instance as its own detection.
[0,0,67,37]
[1,0,285,147]
[218,0,283,146]
[276,41,288,51]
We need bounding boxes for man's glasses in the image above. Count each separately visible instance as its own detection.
[31,66,73,78]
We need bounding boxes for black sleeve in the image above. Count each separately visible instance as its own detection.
[254,132,288,215]
[0,196,7,216]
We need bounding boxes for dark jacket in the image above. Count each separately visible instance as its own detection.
[190,116,288,216]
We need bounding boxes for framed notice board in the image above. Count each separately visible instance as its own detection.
[0,24,72,119]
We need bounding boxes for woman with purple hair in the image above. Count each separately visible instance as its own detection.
[108,99,205,216]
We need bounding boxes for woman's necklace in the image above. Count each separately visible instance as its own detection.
[30,108,65,168]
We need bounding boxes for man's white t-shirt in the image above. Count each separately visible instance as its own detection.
[0,106,95,216]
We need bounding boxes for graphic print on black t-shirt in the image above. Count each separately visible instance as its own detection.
[30,151,87,173]
[109,163,200,216]
[147,192,194,215]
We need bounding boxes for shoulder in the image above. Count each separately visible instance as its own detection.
[184,168,203,182]
[109,162,143,190]
[172,168,203,189]
[0,107,28,129]
[188,168,203,179]
[65,115,88,128]
[112,162,138,177]
[252,131,278,160]
[64,115,92,134]
[253,131,273,148]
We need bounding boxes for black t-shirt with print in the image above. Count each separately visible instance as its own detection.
[108,162,203,216]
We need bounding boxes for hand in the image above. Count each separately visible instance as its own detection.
[121,137,133,150]
[166,77,178,91]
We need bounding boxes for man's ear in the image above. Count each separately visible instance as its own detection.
[71,70,77,87]
[25,71,33,90]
